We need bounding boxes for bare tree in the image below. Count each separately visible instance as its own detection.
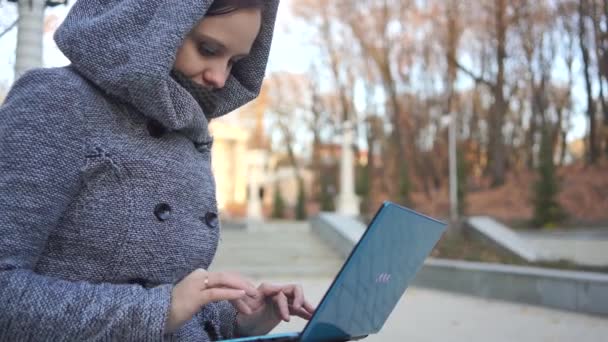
[450,0,520,187]
[588,0,608,156]
[515,1,558,168]
[579,0,601,164]
[338,0,417,203]
[265,72,313,185]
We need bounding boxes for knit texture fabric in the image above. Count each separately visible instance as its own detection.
[170,69,220,118]
[0,0,278,341]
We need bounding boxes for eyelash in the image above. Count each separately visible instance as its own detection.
[198,42,236,69]
[198,42,219,57]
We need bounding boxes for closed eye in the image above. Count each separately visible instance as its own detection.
[198,41,221,57]
[193,33,250,70]
[197,40,234,71]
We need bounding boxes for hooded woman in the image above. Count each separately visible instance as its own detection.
[0,0,313,340]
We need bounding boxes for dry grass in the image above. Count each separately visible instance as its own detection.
[410,160,608,227]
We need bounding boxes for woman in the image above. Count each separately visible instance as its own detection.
[0,0,313,340]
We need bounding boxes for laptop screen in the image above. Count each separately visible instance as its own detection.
[300,202,446,342]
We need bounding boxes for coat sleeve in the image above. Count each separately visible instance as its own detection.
[214,300,239,339]
[0,70,172,341]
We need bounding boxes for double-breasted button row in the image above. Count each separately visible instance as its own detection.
[154,203,172,221]
[201,211,218,229]
[154,202,218,229]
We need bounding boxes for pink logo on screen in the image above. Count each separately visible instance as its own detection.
[375,273,391,284]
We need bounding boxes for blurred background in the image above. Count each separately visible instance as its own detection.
[1,1,607,341]
[2,0,607,227]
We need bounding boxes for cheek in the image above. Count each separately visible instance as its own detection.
[174,42,201,77]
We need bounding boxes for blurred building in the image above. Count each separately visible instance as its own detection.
[567,138,586,161]
[209,120,250,214]
[209,92,315,219]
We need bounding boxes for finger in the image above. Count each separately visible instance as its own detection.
[258,283,283,297]
[202,288,246,304]
[241,276,258,294]
[230,298,253,315]
[278,285,305,313]
[302,300,316,314]
[272,292,290,322]
[207,272,257,297]
[284,285,304,310]
[289,305,313,320]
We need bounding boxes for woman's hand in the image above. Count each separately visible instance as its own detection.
[165,269,257,334]
[234,283,316,337]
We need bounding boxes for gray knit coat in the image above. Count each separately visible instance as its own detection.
[0,0,278,341]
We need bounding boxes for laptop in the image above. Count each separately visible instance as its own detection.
[225,201,446,342]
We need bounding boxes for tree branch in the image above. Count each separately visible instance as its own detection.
[448,54,495,89]
[0,19,18,39]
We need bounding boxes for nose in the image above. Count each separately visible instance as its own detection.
[202,65,228,89]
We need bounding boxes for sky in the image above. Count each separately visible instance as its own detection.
[0,0,315,85]
[0,0,588,142]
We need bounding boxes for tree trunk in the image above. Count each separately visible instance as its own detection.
[579,0,600,164]
[590,0,608,157]
[15,0,46,78]
[379,53,411,204]
[363,117,377,215]
[311,131,322,201]
[526,91,538,169]
[559,128,568,166]
[591,1,608,131]
[344,2,412,203]
[308,78,323,202]
[487,0,508,187]
[277,117,302,185]
[599,0,608,156]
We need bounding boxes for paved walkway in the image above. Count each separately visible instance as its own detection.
[269,278,608,342]
[212,221,608,341]
[212,222,343,278]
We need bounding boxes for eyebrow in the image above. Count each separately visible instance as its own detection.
[194,33,250,60]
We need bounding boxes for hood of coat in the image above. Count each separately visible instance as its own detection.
[54,0,278,143]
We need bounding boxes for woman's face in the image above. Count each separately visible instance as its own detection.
[174,8,262,90]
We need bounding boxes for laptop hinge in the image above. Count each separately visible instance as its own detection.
[350,335,368,341]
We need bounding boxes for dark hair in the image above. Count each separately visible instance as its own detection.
[207,0,265,16]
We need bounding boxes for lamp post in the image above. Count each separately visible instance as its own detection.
[449,111,458,223]
[442,113,459,224]
[7,0,68,78]
[336,120,360,217]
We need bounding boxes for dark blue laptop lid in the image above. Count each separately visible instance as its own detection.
[299,202,446,342]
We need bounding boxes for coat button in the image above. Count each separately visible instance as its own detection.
[147,120,166,138]
[154,203,172,221]
[202,211,219,229]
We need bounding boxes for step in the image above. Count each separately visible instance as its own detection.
[212,224,344,278]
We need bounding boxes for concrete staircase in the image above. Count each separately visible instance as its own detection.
[210,221,344,279]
